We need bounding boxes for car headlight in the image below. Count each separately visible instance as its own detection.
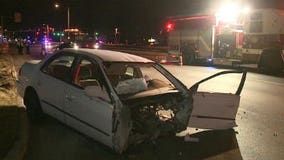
[94,43,99,49]
[73,43,79,49]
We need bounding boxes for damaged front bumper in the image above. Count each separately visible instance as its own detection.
[112,70,246,153]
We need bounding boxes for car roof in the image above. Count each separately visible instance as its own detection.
[63,48,154,63]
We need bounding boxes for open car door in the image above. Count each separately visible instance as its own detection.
[187,70,247,130]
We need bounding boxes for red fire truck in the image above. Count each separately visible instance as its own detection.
[166,14,243,65]
[166,8,284,71]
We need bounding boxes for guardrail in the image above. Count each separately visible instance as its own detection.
[101,44,170,62]
[101,44,168,53]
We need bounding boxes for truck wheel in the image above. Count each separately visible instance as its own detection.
[182,55,190,65]
[24,88,42,115]
[258,55,283,74]
[257,56,265,72]
[258,48,284,74]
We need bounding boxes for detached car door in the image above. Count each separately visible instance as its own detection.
[64,56,114,148]
[187,70,247,129]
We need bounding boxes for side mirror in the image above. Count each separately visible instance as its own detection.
[85,86,111,102]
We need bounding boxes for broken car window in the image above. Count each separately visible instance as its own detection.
[103,62,175,95]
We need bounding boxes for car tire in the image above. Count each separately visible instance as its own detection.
[24,88,42,115]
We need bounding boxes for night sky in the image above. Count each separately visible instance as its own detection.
[1,0,284,40]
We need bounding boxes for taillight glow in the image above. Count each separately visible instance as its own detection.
[165,22,175,32]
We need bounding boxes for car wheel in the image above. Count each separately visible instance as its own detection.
[24,88,42,115]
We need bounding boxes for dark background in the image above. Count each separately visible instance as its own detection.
[1,0,284,42]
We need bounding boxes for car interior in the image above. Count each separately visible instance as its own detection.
[73,63,100,88]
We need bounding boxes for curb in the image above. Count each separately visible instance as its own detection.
[1,52,29,160]
[213,64,258,72]
[3,107,29,160]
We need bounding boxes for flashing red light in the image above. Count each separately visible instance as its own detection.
[166,22,174,32]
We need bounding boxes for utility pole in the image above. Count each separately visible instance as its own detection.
[1,16,3,36]
[67,7,70,29]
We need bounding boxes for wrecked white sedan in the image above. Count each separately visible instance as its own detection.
[16,48,246,153]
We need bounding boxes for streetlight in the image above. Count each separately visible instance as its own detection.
[115,28,118,43]
[0,16,4,36]
[54,3,70,29]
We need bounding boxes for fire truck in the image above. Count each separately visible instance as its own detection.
[166,14,244,65]
[242,9,284,68]
[166,8,284,70]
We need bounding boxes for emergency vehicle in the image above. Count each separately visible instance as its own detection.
[166,8,284,70]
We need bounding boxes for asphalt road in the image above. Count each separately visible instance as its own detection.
[8,48,284,160]
[164,65,284,160]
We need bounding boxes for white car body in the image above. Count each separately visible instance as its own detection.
[16,48,246,153]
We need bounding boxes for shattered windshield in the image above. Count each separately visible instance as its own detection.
[103,62,176,95]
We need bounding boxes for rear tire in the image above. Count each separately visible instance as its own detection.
[24,88,42,115]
